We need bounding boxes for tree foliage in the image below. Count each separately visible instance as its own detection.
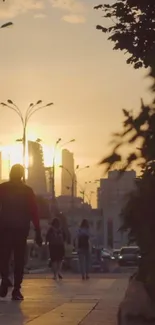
[100,66,155,175]
[100,67,155,291]
[94,0,155,69]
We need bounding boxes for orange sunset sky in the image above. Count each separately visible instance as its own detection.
[0,0,152,206]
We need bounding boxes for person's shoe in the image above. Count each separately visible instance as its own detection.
[58,273,63,280]
[12,289,24,301]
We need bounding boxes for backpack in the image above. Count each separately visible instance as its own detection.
[49,228,64,246]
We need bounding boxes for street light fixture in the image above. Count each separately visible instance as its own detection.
[1,100,54,182]
[59,139,75,149]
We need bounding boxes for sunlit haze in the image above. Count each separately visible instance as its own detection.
[0,0,152,206]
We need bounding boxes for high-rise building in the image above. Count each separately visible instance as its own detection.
[27,141,47,195]
[61,149,77,196]
[98,170,136,249]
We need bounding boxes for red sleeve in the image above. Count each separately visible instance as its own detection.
[28,189,40,230]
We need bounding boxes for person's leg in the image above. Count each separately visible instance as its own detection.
[57,260,63,279]
[52,261,58,279]
[85,250,90,279]
[57,247,64,279]
[78,251,85,279]
[12,230,28,300]
[49,247,58,280]
[0,230,12,297]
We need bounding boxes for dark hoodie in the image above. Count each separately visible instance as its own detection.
[0,180,39,230]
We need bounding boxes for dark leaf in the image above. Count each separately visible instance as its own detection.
[96,25,107,33]
[127,153,137,163]
[1,22,13,28]
[99,152,121,165]
[94,4,103,9]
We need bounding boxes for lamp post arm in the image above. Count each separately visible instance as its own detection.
[25,103,53,123]
[9,102,24,124]
[1,103,24,125]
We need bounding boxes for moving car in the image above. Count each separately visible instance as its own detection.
[118,246,141,266]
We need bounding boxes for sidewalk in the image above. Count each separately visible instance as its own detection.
[0,275,128,325]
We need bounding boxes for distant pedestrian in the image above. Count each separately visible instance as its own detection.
[0,164,42,300]
[76,219,90,280]
[46,217,65,280]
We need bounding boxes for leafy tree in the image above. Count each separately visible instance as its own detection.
[100,67,155,300]
[94,0,155,69]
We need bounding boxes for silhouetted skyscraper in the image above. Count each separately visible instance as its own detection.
[27,141,47,195]
[61,149,77,196]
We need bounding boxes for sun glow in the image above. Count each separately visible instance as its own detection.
[43,145,62,168]
[0,142,62,180]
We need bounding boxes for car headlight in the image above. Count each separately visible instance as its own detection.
[119,255,123,259]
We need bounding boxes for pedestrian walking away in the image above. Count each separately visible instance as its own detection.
[76,219,91,280]
[46,217,65,280]
[0,164,42,301]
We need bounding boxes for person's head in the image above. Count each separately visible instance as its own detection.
[51,217,60,229]
[9,164,24,181]
[80,219,89,229]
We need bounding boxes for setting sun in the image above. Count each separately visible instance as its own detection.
[0,142,62,180]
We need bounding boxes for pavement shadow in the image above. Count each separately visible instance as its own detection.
[0,299,27,324]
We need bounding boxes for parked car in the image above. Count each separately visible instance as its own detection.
[101,248,112,260]
[111,249,121,261]
[118,246,141,266]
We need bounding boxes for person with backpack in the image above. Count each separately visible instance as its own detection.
[76,219,90,280]
[0,164,42,300]
[46,217,65,280]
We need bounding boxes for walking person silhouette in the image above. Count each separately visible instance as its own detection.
[0,164,42,300]
[46,217,66,280]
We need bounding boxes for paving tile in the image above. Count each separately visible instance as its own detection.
[0,277,127,325]
[28,303,96,325]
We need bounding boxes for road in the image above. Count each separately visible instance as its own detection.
[0,273,129,325]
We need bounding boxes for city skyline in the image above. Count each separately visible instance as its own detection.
[0,141,95,204]
[0,0,151,206]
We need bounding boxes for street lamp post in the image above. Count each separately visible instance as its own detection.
[80,181,92,203]
[79,179,100,205]
[1,100,53,182]
[59,165,89,209]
